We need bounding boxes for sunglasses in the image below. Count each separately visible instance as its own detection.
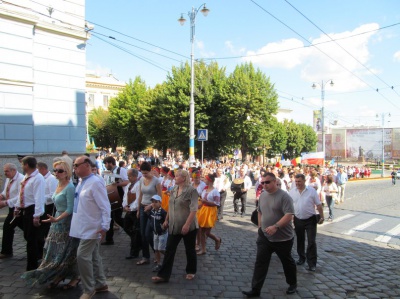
[73,161,87,168]
[261,181,272,185]
[53,169,65,173]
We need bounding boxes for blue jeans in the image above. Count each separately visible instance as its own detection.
[325,195,335,219]
[139,205,154,259]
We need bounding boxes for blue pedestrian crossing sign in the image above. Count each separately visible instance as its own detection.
[197,129,208,141]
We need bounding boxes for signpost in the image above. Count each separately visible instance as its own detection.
[197,129,208,167]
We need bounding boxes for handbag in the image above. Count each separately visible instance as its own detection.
[251,209,258,226]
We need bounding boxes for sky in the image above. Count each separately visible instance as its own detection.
[85,0,400,128]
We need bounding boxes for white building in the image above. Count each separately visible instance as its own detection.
[85,73,125,112]
[0,0,88,155]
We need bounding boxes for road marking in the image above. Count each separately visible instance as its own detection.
[375,223,400,243]
[343,218,382,235]
[320,214,354,226]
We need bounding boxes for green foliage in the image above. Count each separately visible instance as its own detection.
[89,62,317,160]
[108,77,149,152]
[282,119,305,159]
[88,107,117,150]
[298,123,318,153]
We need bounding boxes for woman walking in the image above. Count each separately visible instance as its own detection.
[22,161,80,289]
[151,169,198,282]
[196,173,222,255]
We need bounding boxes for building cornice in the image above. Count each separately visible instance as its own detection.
[0,6,88,40]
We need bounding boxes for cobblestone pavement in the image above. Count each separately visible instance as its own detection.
[0,183,399,299]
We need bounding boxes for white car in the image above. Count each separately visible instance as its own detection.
[397,170,400,179]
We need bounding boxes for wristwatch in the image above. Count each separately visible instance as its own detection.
[274,224,280,229]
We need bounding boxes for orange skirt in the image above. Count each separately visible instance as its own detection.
[197,205,217,228]
[161,191,170,212]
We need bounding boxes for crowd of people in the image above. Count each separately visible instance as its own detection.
[1,150,375,298]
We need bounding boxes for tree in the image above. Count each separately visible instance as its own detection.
[88,107,117,150]
[298,123,318,153]
[282,119,305,159]
[222,62,279,161]
[267,119,288,158]
[108,77,148,152]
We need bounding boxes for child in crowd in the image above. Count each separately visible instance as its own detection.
[149,195,168,272]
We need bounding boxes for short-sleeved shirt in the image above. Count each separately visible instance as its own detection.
[289,186,321,220]
[258,189,294,242]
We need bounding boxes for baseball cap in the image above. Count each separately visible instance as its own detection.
[151,195,162,202]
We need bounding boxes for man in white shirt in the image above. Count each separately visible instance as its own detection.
[70,156,111,299]
[289,174,324,272]
[214,168,230,220]
[13,156,45,270]
[102,156,129,245]
[233,168,253,217]
[123,168,142,259]
[0,163,24,258]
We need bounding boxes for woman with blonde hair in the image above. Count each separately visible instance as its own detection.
[22,160,80,289]
[152,169,199,282]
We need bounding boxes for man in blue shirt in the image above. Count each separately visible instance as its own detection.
[335,167,348,203]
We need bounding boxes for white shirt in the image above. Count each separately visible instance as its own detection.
[14,169,45,218]
[243,175,252,191]
[105,166,128,185]
[289,186,321,220]
[1,172,24,208]
[214,174,230,192]
[70,174,111,240]
[43,171,58,205]
[122,181,140,211]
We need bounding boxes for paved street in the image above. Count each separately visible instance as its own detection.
[0,179,399,299]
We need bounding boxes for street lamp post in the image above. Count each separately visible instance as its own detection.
[178,4,210,164]
[312,80,334,155]
[377,113,391,177]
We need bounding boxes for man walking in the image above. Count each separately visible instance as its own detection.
[335,167,348,203]
[289,174,324,272]
[242,172,297,298]
[233,168,252,217]
[0,163,24,259]
[12,156,45,270]
[214,168,229,220]
[70,156,111,299]
[102,156,129,245]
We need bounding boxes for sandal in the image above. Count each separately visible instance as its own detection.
[63,278,81,290]
[152,276,169,283]
[47,277,65,289]
[215,237,222,250]
[137,258,150,265]
[196,250,206,255]
[186,274,196,280]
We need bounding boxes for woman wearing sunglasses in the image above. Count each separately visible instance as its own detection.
[22,160,80,289]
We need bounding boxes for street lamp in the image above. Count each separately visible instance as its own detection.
[376,113,391,177]
[178,4,210,164]
[312,80,334,155]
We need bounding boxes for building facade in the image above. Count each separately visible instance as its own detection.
[0,0,88,155]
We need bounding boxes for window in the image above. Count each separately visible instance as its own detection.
[103,95,109,107]
[88,94,94,107]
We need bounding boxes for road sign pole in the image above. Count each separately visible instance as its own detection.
[202,141,204,168]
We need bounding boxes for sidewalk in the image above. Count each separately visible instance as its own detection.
[0,190,399,298]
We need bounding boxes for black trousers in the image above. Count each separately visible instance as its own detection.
[157,229,197,280]
[105,207,124,243]
[233,191,247,214]
[1,207,23,255]
[123,211,142,256]
[12,205,41,270]
[218,191,227,218]
[251,229,297,291]
[294,215,318,267]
